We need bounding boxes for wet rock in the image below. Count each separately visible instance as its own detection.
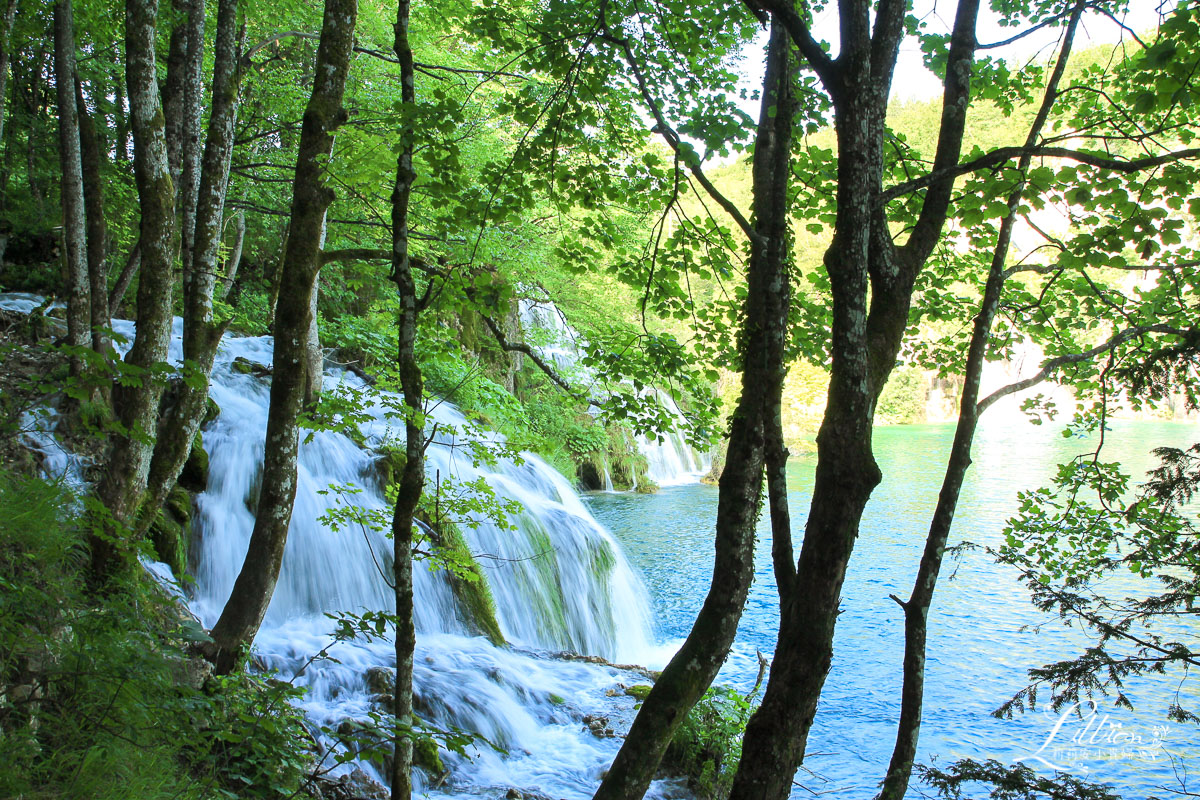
[231,356,271,378]
[312,767,389,800]
[365,665,395,698]
[178,433,209,493]
[624,684,653,701]
[506,789,523,800]
[582,714,615,738]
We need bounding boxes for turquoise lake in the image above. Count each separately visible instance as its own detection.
[586,419,1200,798]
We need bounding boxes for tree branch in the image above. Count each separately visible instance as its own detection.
[595,28,761,247]
[884,146,1200,203]
[977,324,1194,414]
[752,0,839,92]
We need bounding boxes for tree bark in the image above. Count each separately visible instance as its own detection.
[90,0,178,584]
[76,77,111,360]
[53,0,90,382]
[205,0,358,673]
[0,0,19,156]
[592,22,793,800]
[389,3,420,798]
[108,241,141,315]
[219,209,245,300]
[877,7,1083,797]
[139,0,242,541]
[729,2,981,798]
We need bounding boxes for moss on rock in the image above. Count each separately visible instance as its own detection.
[149,485,193,576]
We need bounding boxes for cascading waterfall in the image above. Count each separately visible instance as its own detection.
[190,332,667,795]
[518,298,710,487]
[0,293,675,798]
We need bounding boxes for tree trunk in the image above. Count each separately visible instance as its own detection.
[877,8,1083,797]
[729,3,980,797]
[108,241,141,315]
[76,77,111,361]
[592,22,793,800]
[390,2,420,798]
[177,0,204,280]
[219,209,245,299]
[204,0,358,673]
[0,0,19,155]
[90,0,178,584]
[139,0,242,541]
[53,0,90,382]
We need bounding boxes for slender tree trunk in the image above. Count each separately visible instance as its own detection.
[113,48,130,163]
[0,0,19,155]
[177,0,204,280]
[76,77,111,361]
[877,8,1083,797]
[592,23,793,800]
[390,3,420,798]
[90,0,178,584]
[205,0,358,673]
[219,208,245,300]
[108,241,141,314]
[25,44,46,215]
[139,0,242,540]
[53,0,90,382]
[729,3,980,797]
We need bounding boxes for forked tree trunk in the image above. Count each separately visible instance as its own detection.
[205,0,358,673]
[390,3,420,798]
[90,0,178,584]
[139,0,243,540]
[53,0,90,381]
[592,22,793,800]
[728,2,981,797]
[877,8,1083,797]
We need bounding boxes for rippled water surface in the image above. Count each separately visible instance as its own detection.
[587,420,1200,798]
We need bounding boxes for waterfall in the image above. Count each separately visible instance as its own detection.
[0,293,673,797]
[518,297,711,487]
[190,333,665,793]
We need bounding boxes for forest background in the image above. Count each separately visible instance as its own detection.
[0,0,1198,799]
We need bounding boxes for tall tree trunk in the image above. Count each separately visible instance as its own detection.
[592,22,793,800]
[26,44,46,220]
[53,0,90,382]
[139,0,242,540]
[204,0,358,673]
[76,77,111,361]
[389,3,420,798]
[877,8,1083,797]
[90,0,178,584]
[176,0,204,280]
[113,47,130,163]
[0,0,19,156]
[729,2,980,797]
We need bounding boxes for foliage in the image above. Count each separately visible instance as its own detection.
[0,468,316,799]
[916,758,1120,800]
[662,685,757,800]
[992,432,1199,723]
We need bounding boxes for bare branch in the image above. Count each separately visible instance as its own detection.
[977,324,1194,414]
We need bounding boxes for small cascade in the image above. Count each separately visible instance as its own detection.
[635,390,712,487]
[518,298,711,488]
[603,465,615,493]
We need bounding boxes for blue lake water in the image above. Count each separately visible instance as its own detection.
[586,419,1199,798]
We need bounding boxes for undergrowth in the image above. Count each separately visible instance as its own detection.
[0,468,316,799]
